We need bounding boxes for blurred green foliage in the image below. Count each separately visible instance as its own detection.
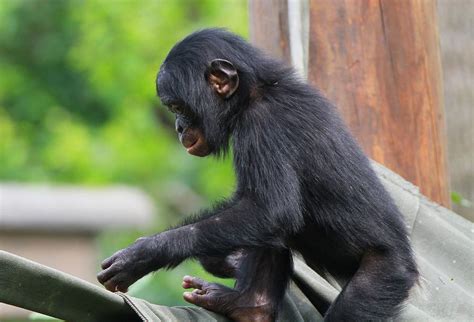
[451,192,472,208]
[0,0,247,307]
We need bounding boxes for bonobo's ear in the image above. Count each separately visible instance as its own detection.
[206,59,239,99]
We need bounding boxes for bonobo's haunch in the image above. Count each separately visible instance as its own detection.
[98,29,418,321]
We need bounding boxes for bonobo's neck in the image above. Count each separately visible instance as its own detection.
[232,82,290,147]
[231,70,330,152]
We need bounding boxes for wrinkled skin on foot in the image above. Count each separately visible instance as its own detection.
[97,236,164,292]
[182,276,273,322]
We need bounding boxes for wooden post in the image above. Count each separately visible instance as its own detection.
[249,0,450,207]
[249,0,291,62]
[308,0,450,207]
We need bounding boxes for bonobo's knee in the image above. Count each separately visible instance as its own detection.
[199,256,232,278]
[199,251,243,278]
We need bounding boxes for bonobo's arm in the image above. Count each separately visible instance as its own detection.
[97,165,302,292]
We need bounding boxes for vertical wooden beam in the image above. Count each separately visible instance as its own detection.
[307,0,450,207]
[249,0,291,62]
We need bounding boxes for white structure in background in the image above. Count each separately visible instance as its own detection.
[288,0,309,78]
[0,184,154,318]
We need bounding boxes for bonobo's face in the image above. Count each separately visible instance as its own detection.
[165,99,211,157]
[156,59,239,158]
[156,67,211,157]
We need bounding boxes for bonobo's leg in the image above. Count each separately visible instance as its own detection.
[198,249,244,278]
[325,249,418,321]
[183,248,292,322]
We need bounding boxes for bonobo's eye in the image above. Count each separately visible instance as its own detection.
[169,104,184,115]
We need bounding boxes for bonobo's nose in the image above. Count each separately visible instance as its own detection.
[175,119,184,134]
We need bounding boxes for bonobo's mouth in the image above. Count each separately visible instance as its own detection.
[180,130,210,157]
[185,137,200,153]
[187,136,210,156]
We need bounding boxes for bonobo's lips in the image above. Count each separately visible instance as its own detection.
[187,136,210,156]
[183,136,199,153]
[180,131,210,157]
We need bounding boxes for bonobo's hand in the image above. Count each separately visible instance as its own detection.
[97,236,163,292]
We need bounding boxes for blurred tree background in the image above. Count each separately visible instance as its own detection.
[0,0,247,306]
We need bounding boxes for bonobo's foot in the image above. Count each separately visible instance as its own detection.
[97,237,161,292]
[182,276,273,322]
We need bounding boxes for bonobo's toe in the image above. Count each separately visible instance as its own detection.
[181,275,274,322]
[182,276,207,289]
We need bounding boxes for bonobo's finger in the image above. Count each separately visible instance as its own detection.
[101,254,118,269]
[115,281,129,293]
[97,262,121,284]
[182,275,208,290]
[104,278,118,292]
[104,276,129,293]
[97,270,108,284]
[97,267,114,284]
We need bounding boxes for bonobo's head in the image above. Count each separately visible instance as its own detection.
[156,28,266,157]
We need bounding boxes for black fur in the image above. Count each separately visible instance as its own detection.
[99,28,418,321]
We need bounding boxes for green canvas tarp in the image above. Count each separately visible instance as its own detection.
[1,162,473,321]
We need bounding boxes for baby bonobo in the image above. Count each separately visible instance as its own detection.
[98,29,418,321]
